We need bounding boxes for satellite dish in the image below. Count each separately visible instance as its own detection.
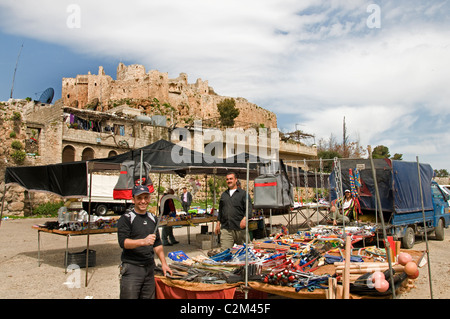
[38,88,54,104]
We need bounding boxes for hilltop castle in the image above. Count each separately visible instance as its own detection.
[62,63,277,129]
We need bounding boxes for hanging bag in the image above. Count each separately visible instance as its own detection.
[254,160,294,208]
[113,160,154,199]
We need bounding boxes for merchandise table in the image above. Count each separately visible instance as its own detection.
[292,204,331,229]
[32,225,117,271]
[159,216,218,245]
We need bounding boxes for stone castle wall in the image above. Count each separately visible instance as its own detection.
[62,63,277,128]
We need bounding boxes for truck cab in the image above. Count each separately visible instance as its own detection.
[431,181,450,241]
[391,181,450,248]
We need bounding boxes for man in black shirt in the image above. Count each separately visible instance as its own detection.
[117,185,172,299]
[214,172,252,250]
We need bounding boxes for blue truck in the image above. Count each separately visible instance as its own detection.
[329,159,450,248]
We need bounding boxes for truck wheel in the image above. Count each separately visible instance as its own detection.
[435,219,445,241]
[402,226,415,249]
[95,204,108,216]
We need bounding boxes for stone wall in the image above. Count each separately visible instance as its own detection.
[0,99,171,216]
[62,63,277,129]
[0,99,63,216]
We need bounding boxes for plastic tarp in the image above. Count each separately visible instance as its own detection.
[391,160,433,213]
[3,139,270,197]
[94,139,266,178]
[4,161,88,198]
[329,159,434,214]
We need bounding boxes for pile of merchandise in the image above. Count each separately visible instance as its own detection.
[39,207,119,231]
[157,224,421,298]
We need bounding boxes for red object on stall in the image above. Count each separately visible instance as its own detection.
[155,278,237,299]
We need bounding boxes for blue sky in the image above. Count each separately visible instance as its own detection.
[1,0,450,171]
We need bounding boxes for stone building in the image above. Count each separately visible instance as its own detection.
[0,64,318,216]
[0,98,170,216]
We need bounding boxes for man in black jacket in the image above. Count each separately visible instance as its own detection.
[117,185,172,299]
[214,172,252,250]
[181,187,192,213]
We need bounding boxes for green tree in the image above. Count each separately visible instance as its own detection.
[434,169,449,177]
[372,145,403,160]
[317,150,341,173]
[217,98,239,127]
[372,145,390,159]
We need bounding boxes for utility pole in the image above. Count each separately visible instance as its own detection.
[10,43,24,99]
[342,116,348,158]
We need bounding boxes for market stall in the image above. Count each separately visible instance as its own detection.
[153,224,424,299]
[2,139,268,288]
[32,220,118,270]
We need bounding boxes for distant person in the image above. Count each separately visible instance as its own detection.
[161,189,179,246]
[181,187,192,213]
[214,172,252,250]
[330,189,359,225]
[117,185,172,299]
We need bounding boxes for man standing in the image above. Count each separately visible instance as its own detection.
[214,172,252,250]
[117,185,172,299]
[181,186,192,213]
[161,189,179,246]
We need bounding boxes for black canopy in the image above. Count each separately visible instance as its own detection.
[4,139,270,197]
[94,139,266,177]
[5,161,89,198]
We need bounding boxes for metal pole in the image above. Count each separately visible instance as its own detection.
[139,150,143,185]
[269,209,273,234]
[368,146,396,298]
[213,170,217,209]
[336,159,346,233]
[416,156,433,299]
[315,169,319,225]
[205,174,208,213]
[38,230,41,267]
[156,173,162,217]
[212,170,217,248]
[0,184,7,227]
[244,159,250,299]
[85,163,93,287]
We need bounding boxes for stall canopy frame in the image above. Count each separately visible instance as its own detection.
[2,139,274,288]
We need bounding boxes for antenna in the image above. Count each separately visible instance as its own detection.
[37,88,55,104]
[10,43,24,99]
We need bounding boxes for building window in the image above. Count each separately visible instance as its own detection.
[113,124,125,136]
[25,127,41,155]
[62,145,75,163]
[108,150,118,157]
[82,147,95,161]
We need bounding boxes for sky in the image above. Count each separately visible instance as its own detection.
[1,0,450,171]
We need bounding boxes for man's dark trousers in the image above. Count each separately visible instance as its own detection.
[119,262,156,299]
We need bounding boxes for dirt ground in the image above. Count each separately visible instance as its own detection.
[0,214,449,299]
